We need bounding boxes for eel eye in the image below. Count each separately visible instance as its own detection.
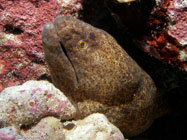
[78,40,87,49]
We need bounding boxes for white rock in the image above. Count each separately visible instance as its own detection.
[21,117,65,140]
[63,113,125,140]
[0,80,77,127]
[0,126,25,140]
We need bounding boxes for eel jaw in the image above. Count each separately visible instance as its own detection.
[42,22,79,91]
[59,41,79,85]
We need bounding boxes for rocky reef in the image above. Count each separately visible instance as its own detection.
[0,0,187,139]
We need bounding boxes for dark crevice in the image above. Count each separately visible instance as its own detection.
[4,24,23,35]
[20,124,33,131]
[31,59,45,65]
[12,71,23,79]
[59,42,79,83]
[37,74,52,82]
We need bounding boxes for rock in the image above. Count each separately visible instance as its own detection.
[0,126,24,140]
[63,113,124,140]
[57,0,83,16]
[0,80,77,127]
[21,117,65,140]
[167,0,187,65]
[0,113,124,140]
[136,0,187,71]
[0,0,57,92]
[0,0,83,92]
[0,117,65,140]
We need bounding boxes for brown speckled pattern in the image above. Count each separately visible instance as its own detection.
[42,16,158,137]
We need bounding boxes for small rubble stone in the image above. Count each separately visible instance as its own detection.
[0,80,77,128]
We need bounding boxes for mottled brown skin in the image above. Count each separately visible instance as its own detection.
[42,16,158,137]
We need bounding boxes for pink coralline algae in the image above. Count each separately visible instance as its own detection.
[0,127,23,140]
[0,80,77,128]
[0,0,58,92]
[0,0,83,92]
[138,0,187,71]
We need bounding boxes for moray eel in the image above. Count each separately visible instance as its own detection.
[42,16,159,137]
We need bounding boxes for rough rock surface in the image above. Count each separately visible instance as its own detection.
[142,0,187,71]
[0,126,24,140]
[0,117,65,140]
[42,16,163,137]
[21,117,65,140]
[0,80,77,127]
[137,0,187,71]
[0,0,83,92]
[0,114,124,140]
[63,113,124,140]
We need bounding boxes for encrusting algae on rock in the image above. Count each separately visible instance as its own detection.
[42,16,164,137]
[0,80,77,128]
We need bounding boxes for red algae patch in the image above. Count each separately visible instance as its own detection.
[138,0,187,71]
[0,0,83,92]
[0,0,59,92]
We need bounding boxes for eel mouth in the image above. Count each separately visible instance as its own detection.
[59,41,79,84]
